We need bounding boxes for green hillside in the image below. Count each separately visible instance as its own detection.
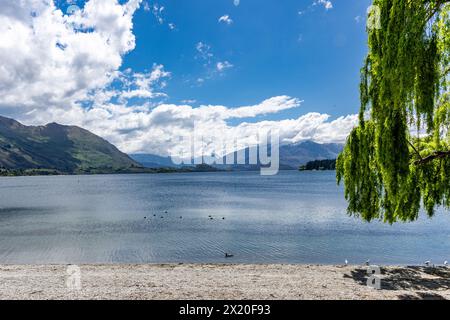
[0,116,141,174]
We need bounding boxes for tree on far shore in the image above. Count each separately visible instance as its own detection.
[337,0,450,223]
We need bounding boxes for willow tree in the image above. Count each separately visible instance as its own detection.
[336,0,450,223]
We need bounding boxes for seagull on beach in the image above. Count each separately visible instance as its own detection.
[365,259,370,266]
[345,259,348,266]
[424,260,431,267]
[444,261,448,266]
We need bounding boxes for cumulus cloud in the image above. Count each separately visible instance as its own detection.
[0,0,141,114]
[22,95,357,156]
[0,0,356,157]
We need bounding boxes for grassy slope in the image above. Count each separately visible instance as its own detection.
[0,116,140,173]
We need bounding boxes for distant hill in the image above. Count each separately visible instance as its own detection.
[130,154,178,169]
[278,141,342,169]
[131,141,343,170]
[299,159,337,171]
[0,115,141,174]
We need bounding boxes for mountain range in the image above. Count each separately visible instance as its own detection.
[130,141,343,170]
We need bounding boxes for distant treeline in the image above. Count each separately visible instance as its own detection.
[0,164,221,177]
[0,168,62,176]
[299,159,336,171]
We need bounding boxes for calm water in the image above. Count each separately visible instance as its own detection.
[0,171,448,265]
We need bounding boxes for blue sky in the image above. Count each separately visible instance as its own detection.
[57,0,371,118]
[125,0,371,119]
[0,0,372,154]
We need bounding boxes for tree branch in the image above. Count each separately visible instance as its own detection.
[414,150,450,165]
[408,140,423,160]
[425,0,450,22]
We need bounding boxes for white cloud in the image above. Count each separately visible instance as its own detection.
[195,44,233,82]
[0,0,356,157]
[149,2,164,24]
[181,99,197,104]
[298,0,333,18]
[313,0,333,10]
[21,95,357,156]
[144,1,175,30]
[143,1,150,11]
[116,64,171,101]
[216,61,234,72]
[218,15,233,25]
[195,42,214,64]
[0,0,141,114]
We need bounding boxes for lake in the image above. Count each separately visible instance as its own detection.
[0,171,448,265]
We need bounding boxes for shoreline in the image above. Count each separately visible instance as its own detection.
[0,169,308,178]
[0,167,225,177]
[0,264,449,300]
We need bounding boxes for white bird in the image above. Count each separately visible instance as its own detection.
[444,261,448,266]
[344,259,348,266]
[424,260,431,267]
[365,259,370,266]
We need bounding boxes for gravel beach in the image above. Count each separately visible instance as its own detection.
[0,264,449,300]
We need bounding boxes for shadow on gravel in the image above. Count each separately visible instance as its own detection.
[344,266,450,300]
[397,292,446,300]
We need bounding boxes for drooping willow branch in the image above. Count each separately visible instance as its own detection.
[336,1,450,222]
